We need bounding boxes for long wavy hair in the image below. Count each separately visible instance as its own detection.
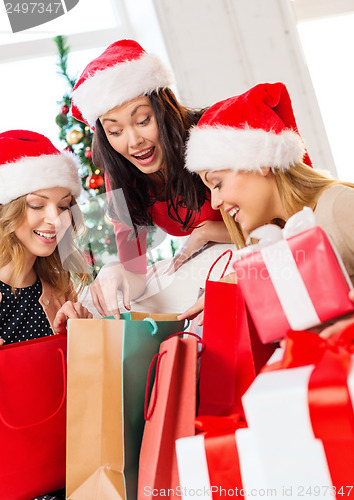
[0,196,91,298]
[223,162,354,249]
[92,88,208,234]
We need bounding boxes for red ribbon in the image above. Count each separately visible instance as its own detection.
[264,324,354,498]
[195,415,246,498]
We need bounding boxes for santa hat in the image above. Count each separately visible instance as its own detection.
[71,39,173,127]
[0,130,82,205]
[186,82,312,174]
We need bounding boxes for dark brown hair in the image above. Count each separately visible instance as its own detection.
[92,88,208,233]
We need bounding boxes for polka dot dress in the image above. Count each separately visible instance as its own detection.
[0,278,52,344]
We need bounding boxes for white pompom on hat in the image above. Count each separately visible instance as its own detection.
[71,39,174,128]
[186,82,312,174]
[0,130,82,205]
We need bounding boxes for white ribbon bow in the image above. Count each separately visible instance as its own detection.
[234,206,316,260]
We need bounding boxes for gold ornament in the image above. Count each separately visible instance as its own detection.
[66,129,84,145]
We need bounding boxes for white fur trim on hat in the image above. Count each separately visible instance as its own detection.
[186,126,306,173]
[0,151,82,205]
[72,52,173,127]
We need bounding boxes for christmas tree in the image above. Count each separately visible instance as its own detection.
[54,36,178,277]
[54,35,119,278]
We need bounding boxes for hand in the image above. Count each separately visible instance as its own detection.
[319,289,354,340]
[89,262,147,318]
[178,294,205,326]
[164,220,232,275]
[90,262,131,318]
[163,224,212,275]
[0,338,3,347]
[53,301,93,334]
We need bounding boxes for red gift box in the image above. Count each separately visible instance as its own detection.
[176,415,247,499]
[233,208,354,343]
[246,326,354,498]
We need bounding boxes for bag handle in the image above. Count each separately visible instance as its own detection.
[143,317,158,335]
[164,331,205,354]
[144,350,167,420]
[143,317,190,336]
[206,249,233,281]
[0,348,66,430]
[144,332,204,421]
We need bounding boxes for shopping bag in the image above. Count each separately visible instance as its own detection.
[198,250,275,416]
[138,332,202,499]
[0,334,67,500]
[66,313,185,500]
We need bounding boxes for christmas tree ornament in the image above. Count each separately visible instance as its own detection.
[66,129,84,145]
[61,103,70,115]
[55,113,69,128]
[85,147,92,159]
[86,174,104,189]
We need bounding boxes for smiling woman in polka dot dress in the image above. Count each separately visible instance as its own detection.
[0,130,93,500]
[0,130,93,345]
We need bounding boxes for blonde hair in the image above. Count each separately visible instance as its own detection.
[225,162,354,248]
[0,195,91,298]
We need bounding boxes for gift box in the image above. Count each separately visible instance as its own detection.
[233,207,354,343]
[241,326,354,498]
[175,415,267,500]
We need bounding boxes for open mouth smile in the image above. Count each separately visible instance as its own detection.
[132,147,155,164]
[228,206,240,221]
[33,230,56,242]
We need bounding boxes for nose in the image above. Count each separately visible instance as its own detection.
[43,205,61,225]
[211,191,223,211]
[127,127,143,149]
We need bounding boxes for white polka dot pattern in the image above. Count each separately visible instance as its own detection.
[0,278,52,344]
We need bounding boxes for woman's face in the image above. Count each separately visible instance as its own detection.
[201,168,284,234]
[99,96,164,175]
[15,186,72,261]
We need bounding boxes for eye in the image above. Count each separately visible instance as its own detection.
[59,206,71,211]
[108,130,122,137]
[28,205,43,210]
[138,116,151,126]
[213,182,221,190]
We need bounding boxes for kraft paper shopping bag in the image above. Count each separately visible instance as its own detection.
[66,313,185,500]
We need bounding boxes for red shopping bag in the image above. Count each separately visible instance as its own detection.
[137,333,201,499]
[198,250,275,417]
[0,334,67,500]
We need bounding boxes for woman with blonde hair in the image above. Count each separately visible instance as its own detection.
[0,129,92,346]
[179,82,354,334]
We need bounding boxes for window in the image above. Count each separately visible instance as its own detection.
[297,12,354,182]
[0,0,118,45]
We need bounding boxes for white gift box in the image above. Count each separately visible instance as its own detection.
[239,348,354,497]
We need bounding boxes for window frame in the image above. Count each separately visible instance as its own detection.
[0,0,131,63]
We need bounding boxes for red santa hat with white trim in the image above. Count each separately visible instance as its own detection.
[71,39,173,128]
[0,130,82,205]
[186,82,312,174]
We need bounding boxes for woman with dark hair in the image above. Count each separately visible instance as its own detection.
[72,39,233,317]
